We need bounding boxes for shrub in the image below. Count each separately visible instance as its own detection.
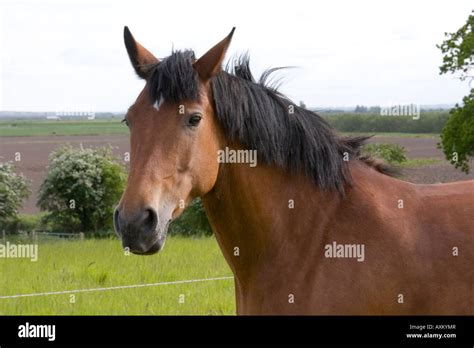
[2,213,48,234]
[363,143,407,164]
[0,162,30,230]
[323,111,449,133]
[37,146,126,234]
[169,198,212,237]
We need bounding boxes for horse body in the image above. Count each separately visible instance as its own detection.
[203,160,474,314]
[116,27,474,315]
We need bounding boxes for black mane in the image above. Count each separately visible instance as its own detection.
[148,51,393,193]
[148,50,199,102]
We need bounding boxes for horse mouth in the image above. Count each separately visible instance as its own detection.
[129,220,171,255]
[133,239,163,255]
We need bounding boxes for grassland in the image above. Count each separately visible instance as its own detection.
[341,132,439,138]
[0,119,443,138]
[0,236,235,315]
[0,119,128,137]
[399,157,442,168]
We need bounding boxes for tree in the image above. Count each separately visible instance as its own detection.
[355,105,368,113]
[0,162,30,226]
[438,11,474,172]
[37,146,126,233]
[440,91,474,173]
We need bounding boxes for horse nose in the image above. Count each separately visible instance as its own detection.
[114,207,159,253]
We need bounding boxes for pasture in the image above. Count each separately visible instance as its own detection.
[0,236,235,315]
[0,119,128,137]
[2,119,473,214]
[1,117,473,315]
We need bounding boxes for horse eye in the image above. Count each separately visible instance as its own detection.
[187,113,202,127]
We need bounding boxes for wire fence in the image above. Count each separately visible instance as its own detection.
[1,230,85,243]
[0,276,234,300]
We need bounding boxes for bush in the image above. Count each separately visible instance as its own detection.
[2,213,49,234]
[0,162,30,230]
[37,146,126,234]
[323,111,449,133]
[169,198,212,236]
[363,143,407,164]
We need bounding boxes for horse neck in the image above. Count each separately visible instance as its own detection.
[201,153,410,281]
[201,158,346,280]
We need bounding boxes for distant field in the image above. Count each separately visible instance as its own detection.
[0,119,128,137]
[0,119,442,138]
[342,132,439,138]
[0,236,235,315]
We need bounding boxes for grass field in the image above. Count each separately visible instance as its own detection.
[0,119,442,138]
[399,157,442,168]
[0,236,235,315]
[0,119,128,137]
[341,132,439,138]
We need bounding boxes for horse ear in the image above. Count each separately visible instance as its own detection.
[194,28,235,81]
[124,26,159,79]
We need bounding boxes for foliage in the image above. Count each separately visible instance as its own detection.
[363,143,407,164]
[0,162,30,227]
[169,198,213,236]
[323,112,449,133]
[1,213,49,234]
[437,11,474,80]
[439,90,474,173]
[37,146,126,233]
[438,11,474,173]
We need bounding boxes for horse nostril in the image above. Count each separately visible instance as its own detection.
[143,208,158,233]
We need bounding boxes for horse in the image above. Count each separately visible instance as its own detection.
[113,27,474,315]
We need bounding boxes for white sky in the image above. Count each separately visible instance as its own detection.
[0,0,472,111]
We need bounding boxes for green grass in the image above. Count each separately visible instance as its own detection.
[399,157,443,168]
[0,119,128,137]
[0,236,235,315]
[0,119,442,138]
[341,132,440,138]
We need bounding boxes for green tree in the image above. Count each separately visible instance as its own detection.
[0,162,30,227]
[37,146,126,233]
[438,11,474,172]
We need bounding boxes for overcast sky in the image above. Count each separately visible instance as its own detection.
[0,0,472,112]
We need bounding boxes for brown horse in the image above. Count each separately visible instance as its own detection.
[114,27,474,315]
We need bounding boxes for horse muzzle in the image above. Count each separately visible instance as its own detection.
[114,206,170,255]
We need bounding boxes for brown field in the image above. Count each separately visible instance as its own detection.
[1,134,473,214]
